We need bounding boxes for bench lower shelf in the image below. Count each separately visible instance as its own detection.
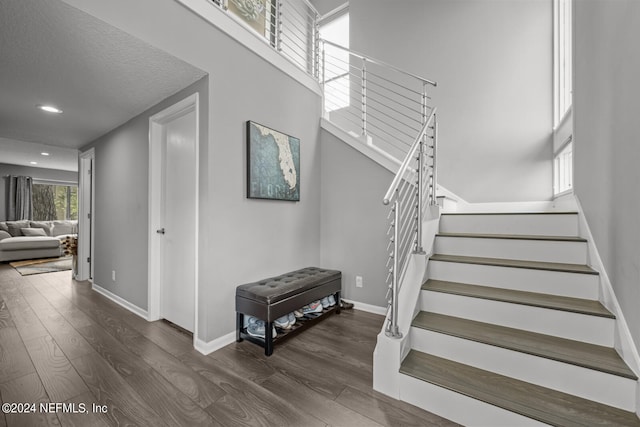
[237,305,340,356]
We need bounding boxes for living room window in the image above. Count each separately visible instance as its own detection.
[32,182,78,221]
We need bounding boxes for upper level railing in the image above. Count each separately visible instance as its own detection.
[213,0,320,75]
[318,39,436,162]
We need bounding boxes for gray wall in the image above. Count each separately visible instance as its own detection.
[573,0,640,349]
[67,0,322,342]
[312,0,347,16]
[80,77,209,311]
[320,129,393,307]
[349,0,553,203]
[0,163,78,221]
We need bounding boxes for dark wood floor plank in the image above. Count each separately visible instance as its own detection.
[73,302,225,409]
[0,327,36,384]
[0,372,60,427]
[128,320,194,358]
[0,388,6,427]
[57,392,111,427]
[259,372,384,426]
[76,324,150,378]
[205,377,326,427]
[22,334,90,403]
[69,353,167,427]
[336,385,459,427]
[0,289,49,342]
[126,368,217,427]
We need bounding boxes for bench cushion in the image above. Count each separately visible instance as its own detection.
[0,236,61,250]
[236,267,341,305]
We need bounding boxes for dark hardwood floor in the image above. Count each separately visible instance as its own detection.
[0,264,457,426]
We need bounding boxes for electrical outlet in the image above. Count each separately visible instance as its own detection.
[112,270,116,281]
[356,275,363,288]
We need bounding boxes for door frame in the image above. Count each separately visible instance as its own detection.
[78,148,95,281]
[148,93,200,344]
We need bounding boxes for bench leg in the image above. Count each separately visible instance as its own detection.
[236,312,244,342]
[335,291,341,314]
[265,321,274,356]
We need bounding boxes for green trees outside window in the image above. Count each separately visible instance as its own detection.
[32,184,78,221]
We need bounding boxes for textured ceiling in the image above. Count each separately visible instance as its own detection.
[0,0,206,168]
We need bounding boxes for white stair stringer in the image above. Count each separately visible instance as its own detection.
[428,260,599,299]
[420,290,614,346]
[434,234,587,264]
[410,326,637,411]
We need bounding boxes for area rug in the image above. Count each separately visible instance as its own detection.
[9,257,72,276]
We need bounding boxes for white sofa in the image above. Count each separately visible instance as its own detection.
[0,220,77,262]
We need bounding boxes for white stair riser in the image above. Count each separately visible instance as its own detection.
[411,328,637,411]
[398,373,548,427]
[435,236,587,264]
[420,291,614,346]
[440,214,578,236]
[428,261,599,300]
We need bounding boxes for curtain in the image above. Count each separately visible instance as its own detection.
[7,175,33,220]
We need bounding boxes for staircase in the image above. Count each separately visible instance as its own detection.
[397,211,640,426]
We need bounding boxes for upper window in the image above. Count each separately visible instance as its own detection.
[554,0,572,127]
[32,182,78,221]
[319,8,349,112]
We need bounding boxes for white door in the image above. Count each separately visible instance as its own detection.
[78,149,94,281]
[159,108,197,332]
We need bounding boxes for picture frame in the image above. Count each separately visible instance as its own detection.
[246,121,300,201]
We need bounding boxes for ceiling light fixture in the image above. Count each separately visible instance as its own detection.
[40,152,50,156]
[30,161,38,165]
[37,104,63,114]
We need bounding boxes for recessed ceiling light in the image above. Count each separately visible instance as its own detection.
[30,161,38,165]
[37,104,63,114]
[40,152,50,156]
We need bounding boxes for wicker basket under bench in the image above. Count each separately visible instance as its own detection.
[236,267,341,356]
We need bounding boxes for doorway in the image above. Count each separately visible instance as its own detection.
[148,94,199,337]
[78,148,95,281]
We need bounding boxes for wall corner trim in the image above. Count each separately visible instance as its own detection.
[92,282,149,320]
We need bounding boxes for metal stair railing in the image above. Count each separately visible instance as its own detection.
[317,39,436,162]
[382,108,438,338]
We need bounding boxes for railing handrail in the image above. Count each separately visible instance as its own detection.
[383,108,437,205]
[320,39,437,87]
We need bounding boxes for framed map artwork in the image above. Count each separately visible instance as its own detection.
[246,121,300,201]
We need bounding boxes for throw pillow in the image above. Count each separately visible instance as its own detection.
[21,227,47,236]
[0,222,8,233]
[0,230,11,240]
[29,221,52,236]
[51,221,74,237]
[7,220,30,236]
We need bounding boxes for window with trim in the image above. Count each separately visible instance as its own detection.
[553,0,573,196]
[32,182,78,221]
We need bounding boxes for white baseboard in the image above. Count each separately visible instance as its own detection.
[194,331,236,356]
[573,195,640,380]
[343,299,386,316]
[91,282,149,320]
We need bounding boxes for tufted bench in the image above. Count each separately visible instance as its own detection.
[236,267,342,355]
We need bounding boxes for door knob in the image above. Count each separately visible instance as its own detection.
[156,228,165,234]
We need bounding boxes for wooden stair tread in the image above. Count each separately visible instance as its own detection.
[412,312,636,379]
[400,350,640,427]
[436,232,587,242]
[422,279,614,318]
[430,253,599,275]
[441,211,578,216]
